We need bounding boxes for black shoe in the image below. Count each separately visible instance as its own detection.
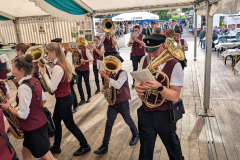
[86,97,91,103]
[78,100,85,106]
[50,146,61,154]
[95,89,100,94]
[73,144,91,156]
[72,107,79,113]
[129,135,139,146]
[94,145,108,154]
[48,131,55,137]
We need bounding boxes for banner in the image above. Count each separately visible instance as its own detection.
[71,27,78,38]
[84,30,92,41]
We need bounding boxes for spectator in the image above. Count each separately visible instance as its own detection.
[212,30,218,39]
[219,26,228,35]
[213,26,220,34]
[228,25,238,35]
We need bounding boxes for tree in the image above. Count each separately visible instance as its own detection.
[151,10,172,21]
[182,7,193,13]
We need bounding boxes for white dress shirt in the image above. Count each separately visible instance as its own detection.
[109,70,128,89]
[17,75,46,119]
[79,48,93,60]
[96,44,105,52]
[138,56,183,86]
[62,47,73,67]
[44,58,64,92]
[4,81,10,95]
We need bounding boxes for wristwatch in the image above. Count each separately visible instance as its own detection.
[157,85,164,91]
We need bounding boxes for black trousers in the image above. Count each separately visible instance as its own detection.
[102,100,138,147]
[93,65,104,90]
[53,93,88,148]
[75,69,91,100]
[70,79,78,108]
[137,106,184,160]
[131,55,144,84]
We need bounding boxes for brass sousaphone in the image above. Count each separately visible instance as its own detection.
[101,19,116,35]
[141,38,185,108]
[102,55,122,105]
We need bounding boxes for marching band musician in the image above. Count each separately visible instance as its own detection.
[0,109,18,160]
[50,38,79,113]
[128,25,145,87]
[101,32,117,57]
[0,54,11,80]
[92,36,105,94]
[135,34,184,160]
[94,53,139,155]
[0,55,56,160]
[75,37,93,105]
[15,43,40,79]
[43,42,91,156]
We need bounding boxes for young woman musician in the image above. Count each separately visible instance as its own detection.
[43,42,91,156]
[92,36,104,94]
[0,54,55,160]
[15,43,39,79]
[75,37,93,105]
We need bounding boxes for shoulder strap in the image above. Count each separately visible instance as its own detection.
[22,79,43,108]
[0,131,13,154]
[116,69,123,80]
[146,55,150,65]
[180,39,184,46]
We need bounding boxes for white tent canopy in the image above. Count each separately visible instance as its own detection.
[0,0,49,20]
[112,12,158,21]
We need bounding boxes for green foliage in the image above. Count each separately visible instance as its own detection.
[151,10,172,21]
[95,22,100,25]
[172,15,185,20]
[182,7,193,13]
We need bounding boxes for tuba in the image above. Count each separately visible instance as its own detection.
[102,55,122,105]
[101,19,116,35]
[0,88,24,139]
[25,45,54,95]
[72,37,88,68]
[141,38,185,108]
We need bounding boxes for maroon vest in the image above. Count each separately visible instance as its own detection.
[0,110,15,160]
[142,57,179,111]
[16,77,47,131]
[33,62,40,79]
[93,45,103,65]
[132,34,145,57]
[64,49,68,56]
[103,37,116,52]
[0,81,6,95]
[54,62,71,97]
[175,39,185,50]
[111,70,131,104]
[0,63,7,79]
[75,47,90,71]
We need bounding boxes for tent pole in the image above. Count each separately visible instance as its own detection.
[199,0,214,117]
[194,6,197,61]
[91,16,95,41]
[13,19,20,43]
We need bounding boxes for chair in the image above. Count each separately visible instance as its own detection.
[217,38,227,57]
[231,40,239,42]
[236,32,240,38]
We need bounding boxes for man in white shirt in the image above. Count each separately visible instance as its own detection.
[135,34,184,160]
[51,38,79,113]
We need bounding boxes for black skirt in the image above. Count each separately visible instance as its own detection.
[23,123,50,158]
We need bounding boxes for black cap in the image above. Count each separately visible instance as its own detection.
[143,34,166,53]
[150,21,155,24]
[51,38,62,43]
[172,19,176,22]
[107,52,124,62]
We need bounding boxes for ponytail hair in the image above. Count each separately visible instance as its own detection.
[14,54,33,76]
[16,43,30,54]
[46,42,72,82]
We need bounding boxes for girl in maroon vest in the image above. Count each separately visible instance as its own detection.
[43,42,91,156]
[0,53,11,80]
[15,43,40,79]
[75,38,93,105]
[94,54,139,155]
[128,25,145,87]
[174,29,188,70]
[0,55,55,160]
[92,36,104,94]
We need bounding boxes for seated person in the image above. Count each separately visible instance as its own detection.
[213,26,220,34]
[228,25,238,35]
[219,26,228,35]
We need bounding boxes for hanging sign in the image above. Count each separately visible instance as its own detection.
[71,27,78,38]
[37,20,45,34]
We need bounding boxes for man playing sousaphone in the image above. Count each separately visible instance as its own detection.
[74,37,93,105]
[135,34,184,160]
[128,25,145,87]
[100,19,117,57]
[94,53,138,155]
